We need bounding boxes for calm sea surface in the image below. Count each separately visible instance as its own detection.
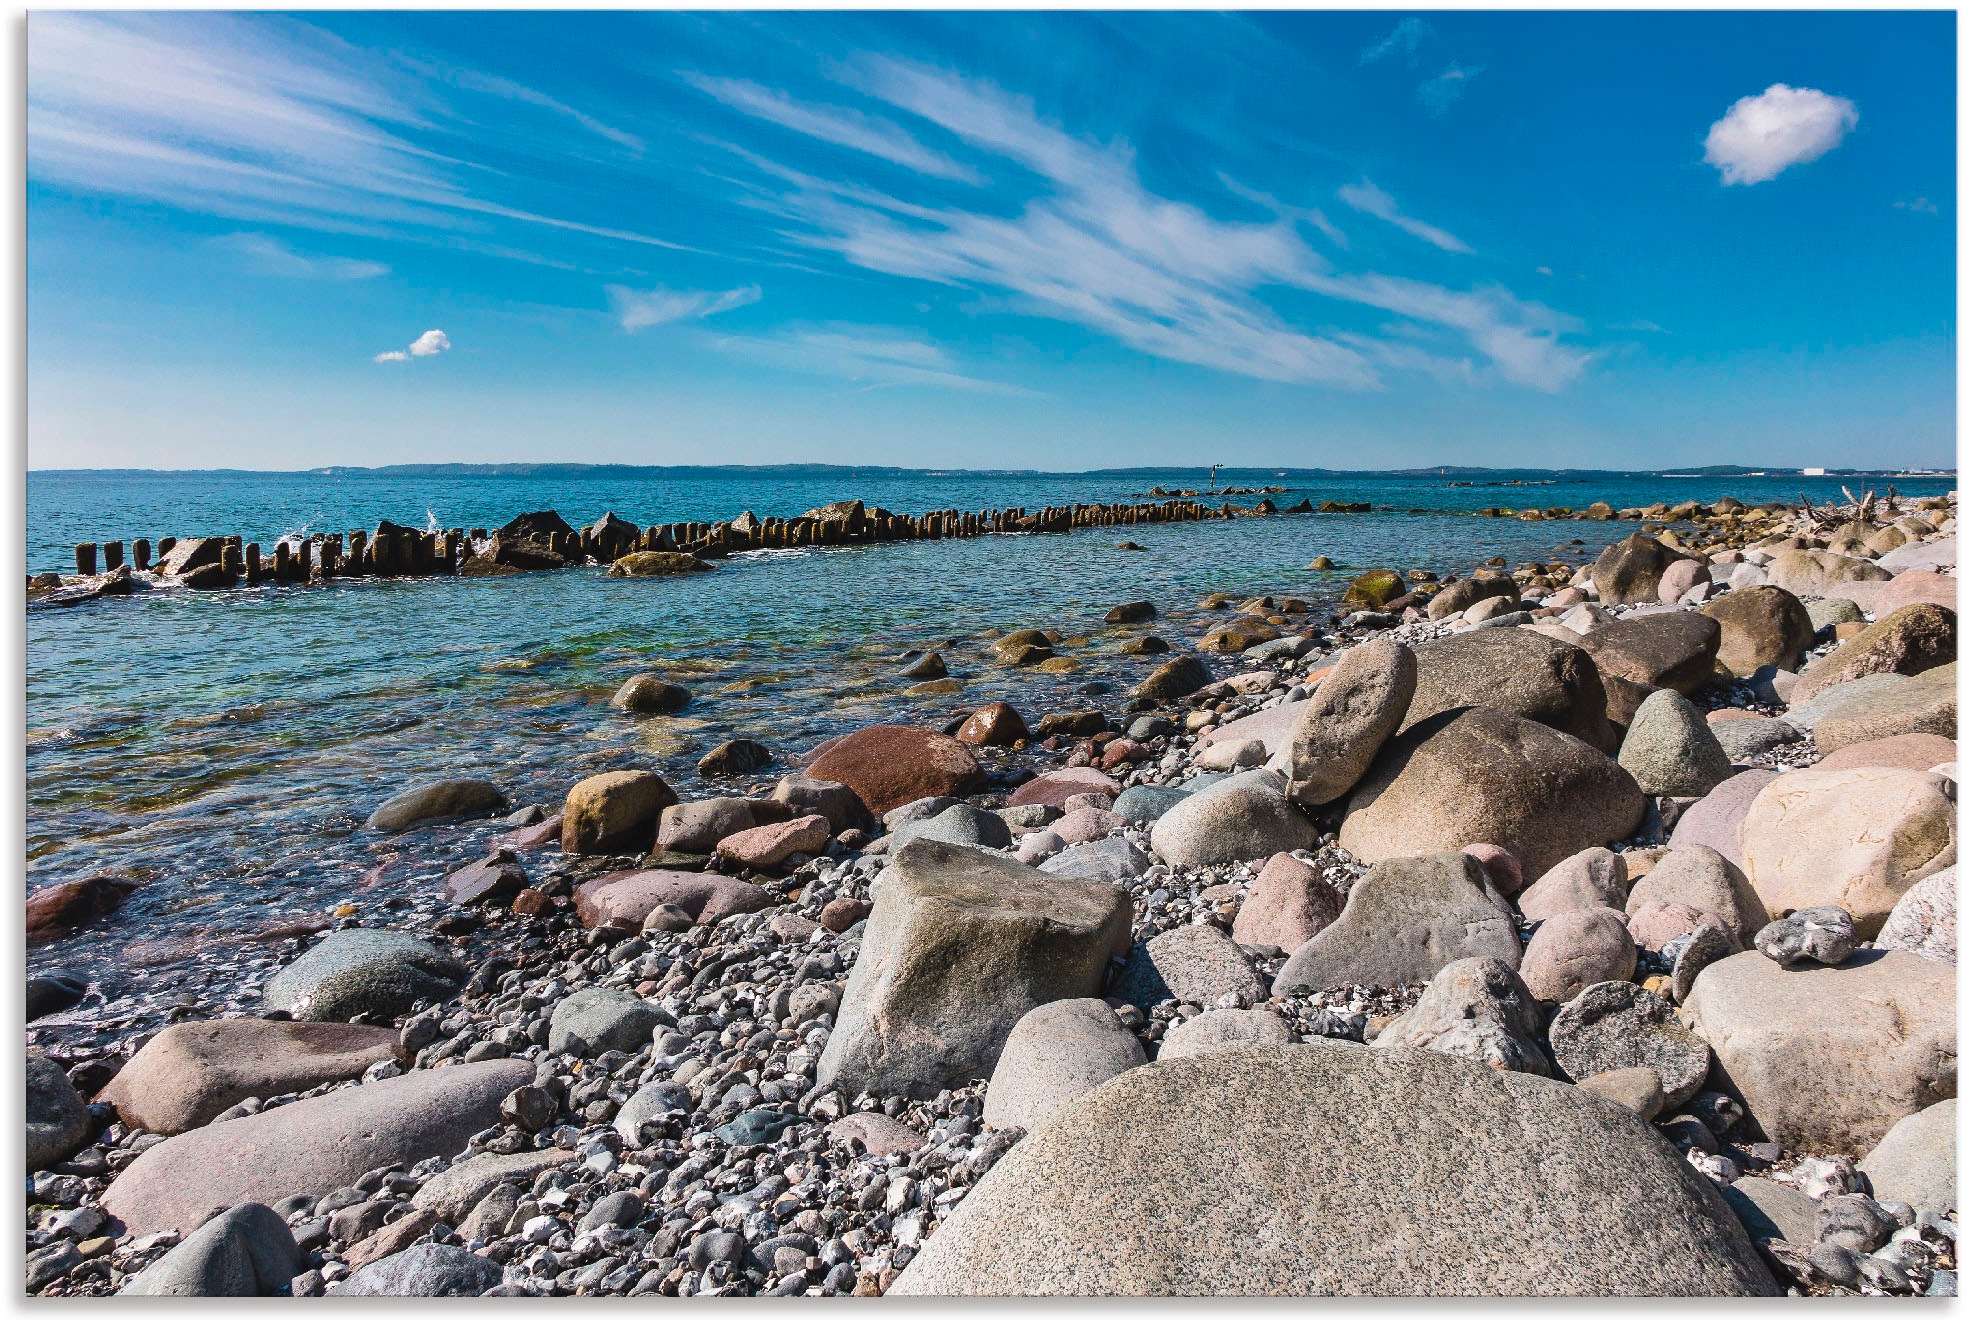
[25,468,1953,983]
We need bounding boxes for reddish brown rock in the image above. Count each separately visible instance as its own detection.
[1005,767,1122,810]
[490,814,562,852]
[821,897,873,932]
[1813,733,1958,772]
[1519,907,1638,1004]
[716,814,831,869]
[572,870,772,930]
[27,876,137,944]
[1231,853,1343,953]
[439,850,526,905]
[1628,901,1720,951]
[510,888,550,917]
[955,702,1029,747]
[805,725,987,817]
[1099,738,1148,769]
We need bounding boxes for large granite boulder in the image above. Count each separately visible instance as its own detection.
[815,840,1132,1099]
[1340,707,1646,881]
[98,1019,399,1135]
[1667,769,1780,869]
[1859,1099,1956,1215]
[1811,666,1957,754]
[981,999,1145,1134]
[1401,632,1617,753]
[1876,865,1957,965]
[1149,769,1320,867]
[1624,844,1769,945]
[1285,639,1416,806]
[561,770,678,854]
[806,725,987,817]
[1548,981,1710,1109]
[891,1041,1778,1295]
[1702,585,1814,678]
[120,1202,302,1297]
[103,1059,532,1236]
[1791,603,1957,703]
[1762,549,1892,598]
[1274,853,1520,994]
[572,870,771,930]
[261,930,466,1022]
[1593,533,1686,606]
[1617,689,1735,797]
[1684,949,1955,1153]
[1737,767,1956,937]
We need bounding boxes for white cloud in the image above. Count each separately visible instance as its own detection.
[1360,18,1428,66]
[375,328,448,363]
[1896,197,1940,214]
[1703,84,1858,186]
[717,59,1590,393]
[1418,62,1483,115]
[607,283,761,332]
[685,74,981,183]
[221,232,387,280]
[1338,179,1471,254]
[709,323,1024,394]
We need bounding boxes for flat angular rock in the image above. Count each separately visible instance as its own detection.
[1340,707,1645,881]
[1723,1177,1820,1246]
[571,870,771,930]
[561,770,677,854]
[657,798,757,853]
[1275,852,1520,994]
[1520,907,1638,1004]
[1036,836,1150,885]
[547,988,659,1056]
[1231,852,1344,952]
[411,1147,575,1221]
[1285,639,1416,806]
[261,929,466,1023]
[367,780,505,833]
[1372,957,1549,1075]
[982,998,1145,1133]
[120,1202,301,1296]
[1876,865,1957,965]
[1112,923,1266,1007]
[1149,768,1319,867]
[1703,585,1815,678]
[716,813,830,868]
[806,725,987,817]
[1738,767,1955,937]
[1668,769,1779,868]
[826,1112,928,1156]
[1625,844,1769,945]
[1005,766,1122,809]
[98,1019,399,1135]
[1860,1099,1955,1215]
[1401,632,1617,753]
[1518,846,1628,922]
[1791,603,1956,703]
[816,840,1132,1099]
[1709,714,1800,763]
[1549,980,1710,1108]
[1684,949,1956,1153]
[1578,1067,1666,1121]
[103,1059,532,1236]
[1158,1008,1296,1060]
[1618,689,1736,797]
[1813,666,1957,754]
[891,1041,1778,1296]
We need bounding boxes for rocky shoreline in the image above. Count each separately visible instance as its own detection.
[25,489,1959,1297]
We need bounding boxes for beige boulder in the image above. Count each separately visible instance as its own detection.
[97,1019,398,1136]
[561,770,677,854]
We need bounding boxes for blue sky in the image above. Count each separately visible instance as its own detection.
[26,10,1956,471]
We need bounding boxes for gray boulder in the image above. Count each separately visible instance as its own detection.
[614,1081,693,1147]
[1753,906,1859,968]
[816,840,1132,1098]
[1274,853,1520,994]
[330,1243,503,1296]
[262,929,466,1023]
[1372,957,1550,1075]
[1548,981,1710,1109]
[1618,689,1735,797]
[1710,715,1801,763]
[1724,1177,1821,1246]
[1149,768,1319,867]
[1037,836,1150,885]
[1625,844,1770,945]
[103,1059,531,1236]
[26,1055,92,1172]
[890,1041,1779,1295]
[1340,707,1645,882]
[547,988,660,1057]
[1285,639,1416,806]
[121,1203,301,1296]
[366,779,505,832]
[1111,923,1266,1007]
[982,999,1146,1133]
[1157,1008,1296,1060]
[891,803,1013,852]
[1860,1099,1956,1215]
[1112,783,1190,825]
[1402,631,1617,753]
[411,1148,575,1222]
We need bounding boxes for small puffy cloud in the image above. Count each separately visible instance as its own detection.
[1896,197,1940,214]
[1704,84,1858,186]
[607,284,760,332]
[374,329,449,363]
[1338,179,1471,255]
[1360,18,1428,66]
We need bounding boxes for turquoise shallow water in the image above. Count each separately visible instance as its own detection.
[24,467,1953,978]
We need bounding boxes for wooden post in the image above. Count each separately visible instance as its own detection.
[102,540,124,571]
[74,543,97,575]
[157,537,176,558]
[132,538,151,571]
[348,531,368,575]
[244,543,262,581]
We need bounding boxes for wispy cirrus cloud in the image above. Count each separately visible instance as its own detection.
[684,73,981,183]
[709,58,1589,392]
[1418,62,1484,115]
[374,328,449,363]
[708,324,1025,394]
[1896,197,1940,215]
[1337,179,1471,254]
[1360,18,1429,67]
[607,283,760,331]
[218,232,388,279]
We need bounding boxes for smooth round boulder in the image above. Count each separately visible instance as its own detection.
[261,929,466,1023]
[1576,611,1722,702]
[981,999,1146,1134]
[27,1055,92,1172]
[1812,666,1957,754]
[1285,639,1416,807]
[1701,585,1814,678]
[561,770,678,854]
[1738,767,1955,937]
[1624,844,1769,945]
[1593,533,1686,606]
[1762,548,1891,598]
[366,780,506,833]
[610,674,690,714]
[1520,907,1638,1004]
[1617,688,1735,798]
[1150,769,1320,868]
[1518,847,1628,923]
[954,702,1029,747]
[1340,707,1646,882]
[1231,853,1344,952]
[330,1243,503,1296]
[1401,632,1617,753]
[1157,1008,1296,1060]
[1667,768,1779,868]
[572,869,770,930]
[1860,1099,1956,1216]
[120,1202,302,1296]
[547,988,660,1057]
[891,1042,1778,1296]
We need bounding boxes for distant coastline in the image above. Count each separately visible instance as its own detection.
[27,462,1959,480]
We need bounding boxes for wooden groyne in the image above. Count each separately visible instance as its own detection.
[49,494,1365,590]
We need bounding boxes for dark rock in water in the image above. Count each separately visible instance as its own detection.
[122,1202,302,1296]
[562,770,678,854]
[1111,924,1266,1007]
[715,1108,799,1146]
[159,535,226,578]
[27,1054,94,1172]
[800,498,866,530]
[698,738,772,778]
[330,1243,504,1297]
[496,509,576,545]
[26,875,137,943]
[1119,635,1171,655]
[261,929,467,1022]
[27,968,89,1021]
[610,674,690,713]
[954,702,1029,747]
[1036,710,1107,739]
[898,651,949,681]
[1105,600,1156,624]
[1341,568,1406,610]
[890,1041,1780,1295]
[585,511,642,559]
[367,779,507,833]
[441,849,527,906]
[1132,654,1211,703]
